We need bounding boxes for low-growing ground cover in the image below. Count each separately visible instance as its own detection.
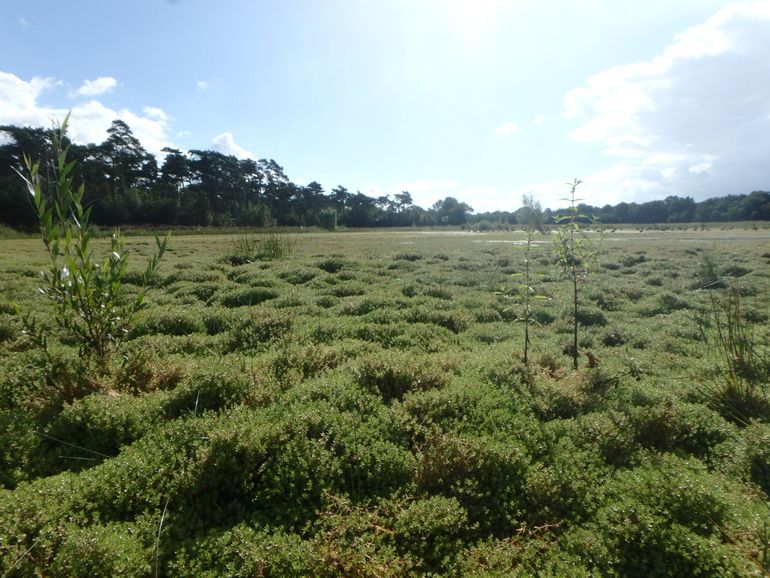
[0,227,769,576]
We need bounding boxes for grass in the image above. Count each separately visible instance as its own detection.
[1,227,769,575]
[695,284,770,423]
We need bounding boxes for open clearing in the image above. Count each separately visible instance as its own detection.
[1,227,769,576]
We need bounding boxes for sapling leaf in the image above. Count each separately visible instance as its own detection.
[19,115,171,370]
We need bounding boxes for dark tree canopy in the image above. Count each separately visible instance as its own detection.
[0,119,768,230]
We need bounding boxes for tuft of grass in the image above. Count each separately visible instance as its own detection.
[225,231,296,264]
[226,233,261,265]
[696,284,769,424]
[693,252,725,289]
[259,230,296,260]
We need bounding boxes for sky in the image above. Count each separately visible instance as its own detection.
[1,0,769,212]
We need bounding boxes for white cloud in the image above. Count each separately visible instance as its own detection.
[532,114,546,125]
[563,1,770,203]
[19,17,31,28]
[394,178,463,208]
[0,70,175,157]
[196,80,209,90]
[0,72,55,123]
[142,106,169,121]
[361,183,383,198]
[72,77,117,97]
[494,121,519,135]
[211,132,255,159]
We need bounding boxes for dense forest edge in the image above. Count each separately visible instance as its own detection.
[2,119,769,231]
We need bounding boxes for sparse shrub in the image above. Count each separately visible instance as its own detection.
[50,523,152,577]
[391,496,467,572]
[115,345,185,394]
[571,411,637,466]
[620,253,646,267]
[621,286,645,300]
[0,316,18,343]
[602,328,629,347]
[592,456,746,576]
[407,306,471,333]
[398,379,539,446]
[168,525,314,577]
[574,307,607,327]
[314,295,339,309]
[130,308,205,337]
[354,350,452,402]
[470,306,502,322]
[415,433,529,534]
[0,302,19,315]
[530,378,587,420]
[316,256,347,273]
[468,322,517,344]
[219,286,279,308]
[628,400,732,457]
[354,322,406,348]
[278,267,317,285]
[307,319,349,344]
[273,292,306,309]
[658,292,692,313]
[394,252,422,261]
[710,421,770,496]
[162,269,220,286]
[336,270,358,281]
[339,297,389,316]
[228,308,292,350]
[723,264,752,278]
[391,323,458,353]
[532,308,556,325]
[591,289,620,311]
[173,282,219,303]
[744,308,768,323]
[270,342,352,383]
[525,438,608,524]
[424,286,453,300]
[311,494,466,576]
[329,282,366,297]
[201,308,235,335]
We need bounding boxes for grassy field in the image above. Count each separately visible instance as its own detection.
[1,227,769,576]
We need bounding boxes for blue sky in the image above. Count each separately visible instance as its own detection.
[2,0,769,211]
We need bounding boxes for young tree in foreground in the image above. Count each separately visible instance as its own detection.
[19,115,169,368]
[554,179,603,369]
[517,194,545,367]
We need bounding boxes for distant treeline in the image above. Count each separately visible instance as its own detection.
[476,191,770,228]
[1,120,768,230]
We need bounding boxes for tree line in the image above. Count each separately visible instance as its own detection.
[478,191,770,228]
[1,119,768,230]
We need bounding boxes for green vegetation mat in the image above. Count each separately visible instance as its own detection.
[1,228,769,576]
